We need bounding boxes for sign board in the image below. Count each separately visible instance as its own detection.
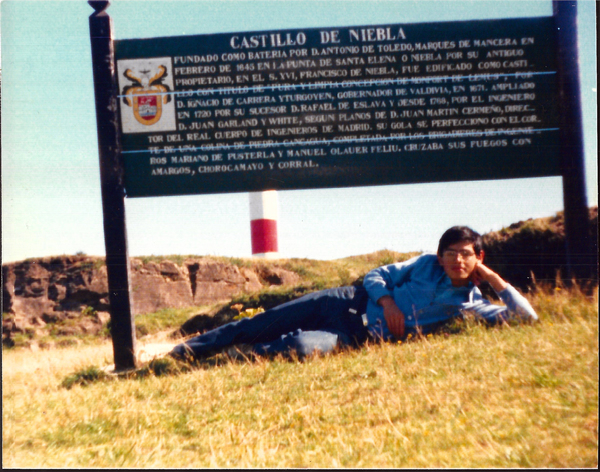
[115,17,559,197]
[115,17,559,198]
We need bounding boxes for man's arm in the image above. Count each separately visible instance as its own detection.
[363,255,423,303]
[468,262,538,322]
[471,262,508,292]
[377,295,405,338]
[363,256,428,339]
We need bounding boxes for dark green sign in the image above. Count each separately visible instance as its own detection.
[114,16,559,197]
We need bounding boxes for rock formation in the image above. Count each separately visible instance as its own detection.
[2,256,297,346]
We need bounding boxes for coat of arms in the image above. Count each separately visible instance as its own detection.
[121,65,172,126]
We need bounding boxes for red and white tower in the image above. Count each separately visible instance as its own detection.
[249,190,279,258]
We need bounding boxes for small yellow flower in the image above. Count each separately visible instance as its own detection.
[233,306,265,320]
[397,340,402,344]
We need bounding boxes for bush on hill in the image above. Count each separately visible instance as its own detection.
[482,207,597,292]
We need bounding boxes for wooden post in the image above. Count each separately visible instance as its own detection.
[89,0,137,370]
[553,0,594,282]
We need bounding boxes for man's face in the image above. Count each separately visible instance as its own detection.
[438,241,483,287]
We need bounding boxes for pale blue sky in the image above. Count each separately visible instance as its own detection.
[2,0,597,263]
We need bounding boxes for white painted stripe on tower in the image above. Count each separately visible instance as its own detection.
[249,190,278,220]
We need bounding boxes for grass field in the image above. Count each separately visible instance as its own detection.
[2,284,598,468]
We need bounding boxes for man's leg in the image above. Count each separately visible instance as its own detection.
[252,329,342,358]
[173,291,342,356]
[247,286,370,357]
[171,287,357,359]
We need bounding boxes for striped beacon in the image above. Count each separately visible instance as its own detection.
[249,190,279,258]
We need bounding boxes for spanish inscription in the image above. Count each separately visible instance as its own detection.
[115,17,559,197]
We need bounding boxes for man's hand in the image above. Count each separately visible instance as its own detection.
[470,262,508,292]
[378,295,405,338]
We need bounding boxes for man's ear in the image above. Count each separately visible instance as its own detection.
[478,249,485,263]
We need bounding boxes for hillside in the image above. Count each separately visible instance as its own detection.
[2,208,597,348]
[2,249,417,348]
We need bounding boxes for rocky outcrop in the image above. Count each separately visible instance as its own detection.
[130,259,194,315]
[186,260,263,306]
[2,256,110,346]
[2,256,298,345]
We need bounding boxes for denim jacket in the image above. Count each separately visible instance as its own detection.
[363,254,538,340]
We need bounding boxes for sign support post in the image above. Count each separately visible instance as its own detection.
[553,0,594,282]
[89,1,137,370]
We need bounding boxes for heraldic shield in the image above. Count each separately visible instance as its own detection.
[132,89,163,125]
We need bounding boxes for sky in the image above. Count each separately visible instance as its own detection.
[1,0,597,263]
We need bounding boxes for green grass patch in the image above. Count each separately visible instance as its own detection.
[60,365,110,389]
[135,254,200,265]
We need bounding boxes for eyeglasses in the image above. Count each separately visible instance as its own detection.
[443,249,476,260]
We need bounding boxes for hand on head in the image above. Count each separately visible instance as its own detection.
[470,261,508,292]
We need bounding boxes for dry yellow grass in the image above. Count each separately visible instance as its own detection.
[2,286,597,468]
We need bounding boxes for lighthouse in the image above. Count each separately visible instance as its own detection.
[249,190,279,259]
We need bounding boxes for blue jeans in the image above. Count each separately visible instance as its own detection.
[171,286,370,359]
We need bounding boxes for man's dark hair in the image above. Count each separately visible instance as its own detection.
[437,226,483,257]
